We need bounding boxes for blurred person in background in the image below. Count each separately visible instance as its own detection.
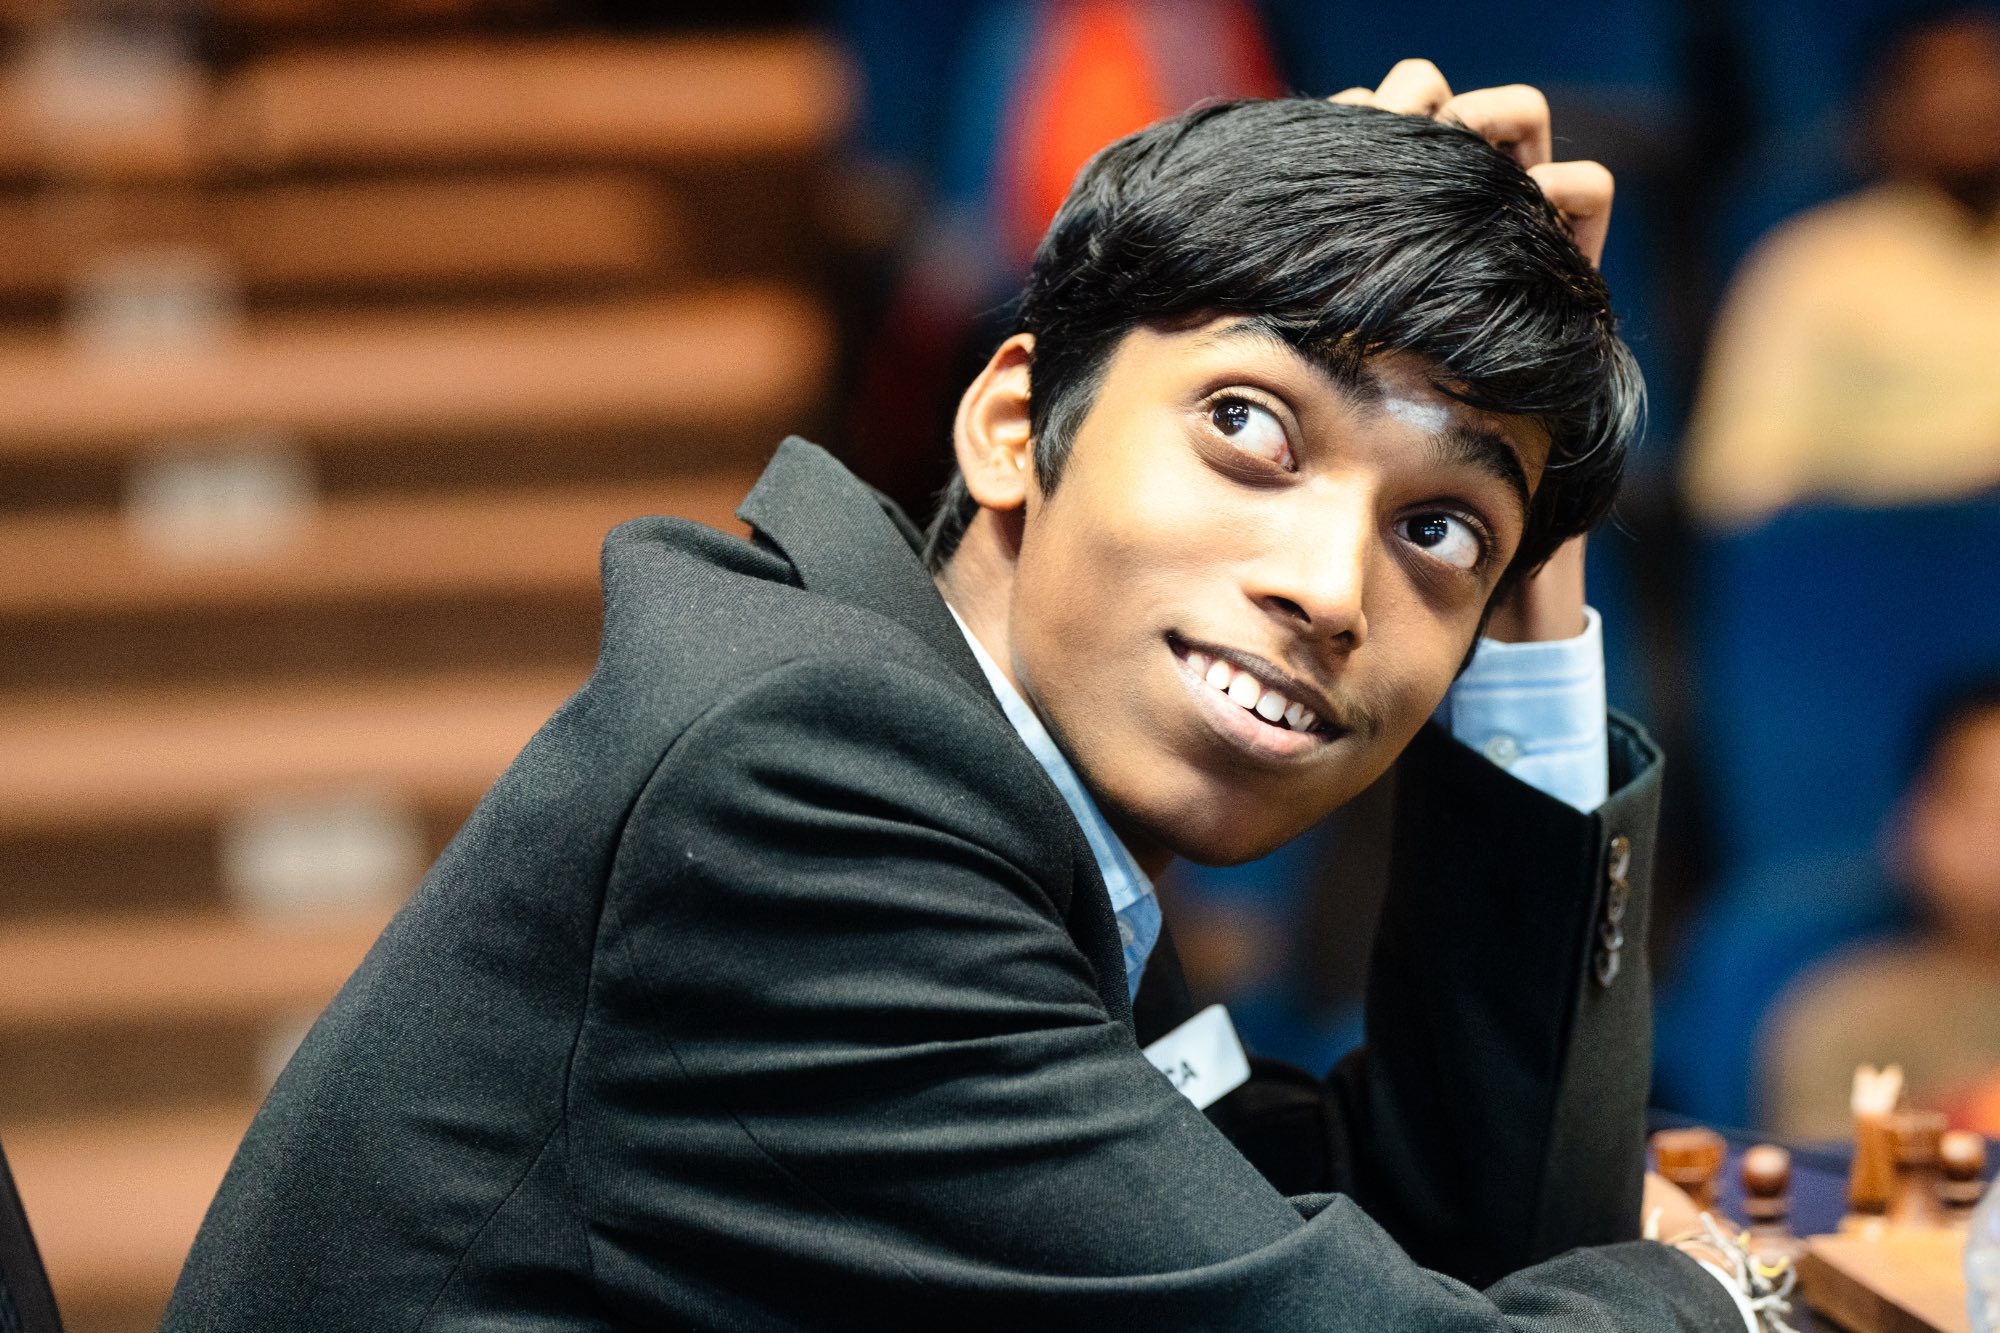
[1760,675,2000,1138]
[1682,4,2000,527]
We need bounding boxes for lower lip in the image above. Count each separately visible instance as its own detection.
[1169,644,1332,765]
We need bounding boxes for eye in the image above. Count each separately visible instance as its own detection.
[1207,396,1292,468]
[1398,512,1486,571]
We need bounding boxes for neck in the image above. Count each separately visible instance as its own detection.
[1907,171,2000,231]
[1937,922,2000,971]
[934,509,1025,695]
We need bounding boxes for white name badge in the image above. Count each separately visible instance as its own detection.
[1142,1003,1251,1110]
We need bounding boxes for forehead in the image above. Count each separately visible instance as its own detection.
[1891,19,2000,89]
[1937,710,2000,778]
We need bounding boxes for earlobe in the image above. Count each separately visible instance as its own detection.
[953,333,1037,512]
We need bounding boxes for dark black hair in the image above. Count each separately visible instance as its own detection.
[1908,671,2000,784]
[922,97,1642,590]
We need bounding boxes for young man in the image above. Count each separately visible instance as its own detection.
[165,67,1756,1331]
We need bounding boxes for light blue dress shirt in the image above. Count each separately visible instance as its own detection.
[1436,606,1609,814]
[949,609,1162,1000]
[948,606,1609,1000]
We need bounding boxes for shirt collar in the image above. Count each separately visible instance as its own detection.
[945,605,1154,914]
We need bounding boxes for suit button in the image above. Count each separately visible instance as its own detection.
[1595,834,1633,989]
[1608,834,1632,884]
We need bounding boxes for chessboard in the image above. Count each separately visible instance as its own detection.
[1649,1112,1992,1333]
[1800,1227,1969,1333]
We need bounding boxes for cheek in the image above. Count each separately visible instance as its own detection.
[1916,803,2000,902]
[1357,574,1483,712]
[1019,449,1221,627]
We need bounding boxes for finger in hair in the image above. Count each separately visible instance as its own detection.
[1527,159,1614,266]
[1437,84,1552,167]
[1370,58,1452,115]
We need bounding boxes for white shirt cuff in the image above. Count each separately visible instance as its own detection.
[1436,605,1609,813]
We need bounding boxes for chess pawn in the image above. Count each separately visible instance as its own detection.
[1885,1109,1947,1230]
[1652,1127,1727,1215]
[1942,1130,1989,1226]
[1740,1143,1804,1263]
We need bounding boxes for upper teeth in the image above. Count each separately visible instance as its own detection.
[1187,652,1317,732]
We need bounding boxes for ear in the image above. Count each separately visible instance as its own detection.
[952,333,1037,513]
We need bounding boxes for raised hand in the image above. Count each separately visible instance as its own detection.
[1332,59,1613,268]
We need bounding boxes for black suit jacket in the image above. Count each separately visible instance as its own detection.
[163,439,1738,1330]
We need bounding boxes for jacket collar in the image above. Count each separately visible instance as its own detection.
[736,437,993,703]
[736,436,1142,1030]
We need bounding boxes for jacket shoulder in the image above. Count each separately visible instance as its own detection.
[586,514,967,722]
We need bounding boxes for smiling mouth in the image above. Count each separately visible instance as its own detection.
[1166,633,1339,739]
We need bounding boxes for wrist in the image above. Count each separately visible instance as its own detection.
[1484,535,1588,643]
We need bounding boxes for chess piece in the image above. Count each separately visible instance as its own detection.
[1942,1129,1989,1225]
[1885,1109,1947,1230]
[1847,1064,1904,1222]
[1740,1143,1804,1262]
[1652,1126,1727,1214]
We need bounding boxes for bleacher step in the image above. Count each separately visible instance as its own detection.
[0,172,678,303]
[0,667,581,833]
[0,474,753,617]
[0,910,388,1033]
[0,287,830,457]
[5,1103,257,1332]
[217,33,854,169]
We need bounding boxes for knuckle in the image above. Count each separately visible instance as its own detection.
[1389,56,1445,83]
[1506,83,1550,113]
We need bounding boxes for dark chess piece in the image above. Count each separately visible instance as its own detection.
[1885,1109,1947,1230]
[1652,1127,1727,1215]
[1941,1129,1988,1225]
[1741,1143,1804,1262]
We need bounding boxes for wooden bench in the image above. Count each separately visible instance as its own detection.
[0,474,752,616]
[212,34,854,170]
[5,1102,256,1331]
[0,30,851,184]
[0,667,582,833]
[0,286,829,457]
[0,910,387,1032]
[0,172,677,302]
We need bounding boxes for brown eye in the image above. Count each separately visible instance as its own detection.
[1398,512,1484,570]
[1208,396,1291,467]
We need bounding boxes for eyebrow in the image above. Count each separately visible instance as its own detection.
[1428,420,1533,519]
[1197,320,1535,515]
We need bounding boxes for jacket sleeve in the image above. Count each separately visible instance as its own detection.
[578,655,1730,1329]
[1212,715,1666,1289]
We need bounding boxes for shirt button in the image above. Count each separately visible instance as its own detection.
[1118,918,1136,948]
[1482,733,1521,767]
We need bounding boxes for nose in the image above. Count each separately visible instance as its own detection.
[1246,498,1370,650]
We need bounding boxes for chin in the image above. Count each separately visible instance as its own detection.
[1145,801,1308,869]
[1140,754,1387,868]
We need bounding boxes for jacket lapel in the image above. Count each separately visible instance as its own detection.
[736,438,991,702]
[736,438,1136,1027]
